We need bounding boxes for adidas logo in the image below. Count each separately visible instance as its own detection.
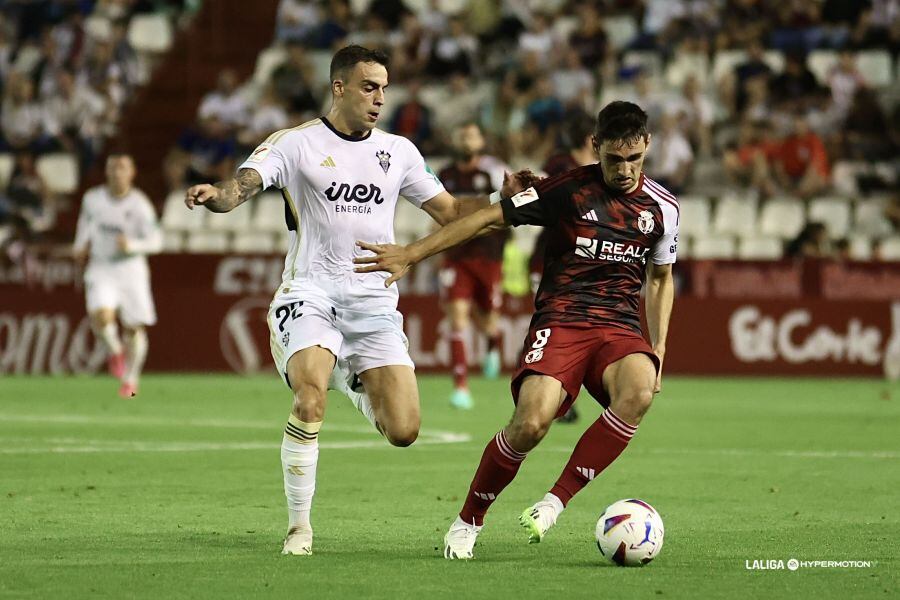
[320,156,337,168]
[287,466,305,476]
[576,466,596,480]
[474,491,496,501]
[582,209,598,222]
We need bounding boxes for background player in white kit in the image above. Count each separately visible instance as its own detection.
[73,154,162,398]
[184,45,523,556]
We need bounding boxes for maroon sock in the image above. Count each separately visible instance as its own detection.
[550,408,637,506]
[450,332,467,389]
[459,430,527,526]
[487,332,501,353]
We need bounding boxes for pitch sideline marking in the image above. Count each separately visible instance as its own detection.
[0,413,470,453]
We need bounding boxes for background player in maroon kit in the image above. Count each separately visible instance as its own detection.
[439,123,510,409]
[354,102,678,560]
[530,112,599,423]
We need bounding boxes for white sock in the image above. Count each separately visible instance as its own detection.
[543,492,565,516]
[100,322,123,355]
[330,359,378,432]
[282,416,321,529]
[124,329,148,385]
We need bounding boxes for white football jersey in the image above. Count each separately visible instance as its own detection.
[239,117,445,308]
[74,185,161,268]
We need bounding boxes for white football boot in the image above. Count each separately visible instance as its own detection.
[443,516,482,560]
[282,524,313,556]
[519,493,564,543]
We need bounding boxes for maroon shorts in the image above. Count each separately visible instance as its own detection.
[511,324,660,418]
[440,258,503,312]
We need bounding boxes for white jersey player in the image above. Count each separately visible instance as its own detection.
[73,154,162,398]
[184,45,522,557]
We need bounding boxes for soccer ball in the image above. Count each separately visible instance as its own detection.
[595,498,664,566]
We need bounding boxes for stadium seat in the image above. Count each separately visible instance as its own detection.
[623,51,664,78]
[665,52,710,87]
[853,197,893,237]
[713,194,758,237]
[676,235,692,258]
[0,153,13,188]
[252,192,288,233]
[738,235,783,260]
[425,155,451,175]
[83,15,112,41]
[677,196,711,237]
[848,235,872,260]
[763,50,785,73]
[552,15,579,40]
[856,50,893,87]
[711,50,746,81]
[603,15,638,50]
[808,50,838,84]
[253,46,288,86]
[206,202,252,232]
[308,49,334,89]
[758,197,805,239]
[692,235,736,259]
[186,230,229,253]
[161,190,207,231]
[394,199,432,245]
[162,230,183,253]
[877,237,900,261]
[276,230,291,253]
[35,153,79,194]
[808,197,851,238]
[127,14,173,53]
[232,231,276,253]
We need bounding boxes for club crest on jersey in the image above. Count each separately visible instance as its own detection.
[376,150,391,174]
[637,210,655,234]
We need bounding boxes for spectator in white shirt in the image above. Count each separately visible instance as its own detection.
[1,73,45,152]
[43,69,106,165]
[648,111,694,194]
[237,85,289,150]
[198,69,248,132]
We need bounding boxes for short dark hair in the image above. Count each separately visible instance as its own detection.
[329,45,389,82]
[562,112,596,150]
[594,101,649,147]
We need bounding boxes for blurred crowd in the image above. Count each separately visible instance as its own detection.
[161,0,899,260]
[2,0,899,264]
[0,0,195,263]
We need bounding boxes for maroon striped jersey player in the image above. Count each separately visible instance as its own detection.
[355,102,679,560]
[504,167,678,334]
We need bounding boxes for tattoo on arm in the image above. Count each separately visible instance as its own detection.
[207,169,263,212]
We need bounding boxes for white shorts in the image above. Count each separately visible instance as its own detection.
[268,283,413,387]
[84,262,156,327]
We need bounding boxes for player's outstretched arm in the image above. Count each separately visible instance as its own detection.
[422,170,539,225]
[354,203,507,287]
[645,262,674,393]
[184,168,263,213]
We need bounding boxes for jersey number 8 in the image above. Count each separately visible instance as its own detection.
[524,328,551,364]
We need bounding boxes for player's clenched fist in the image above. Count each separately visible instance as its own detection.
[185,184,219,210]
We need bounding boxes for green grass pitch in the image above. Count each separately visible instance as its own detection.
[1,375,897,599]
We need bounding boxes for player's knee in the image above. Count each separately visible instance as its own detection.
[508,416,550,449]
[290,383,328,422]
[614,388,654,423]
[384,422,419,447]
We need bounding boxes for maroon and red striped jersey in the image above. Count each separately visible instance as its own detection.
[440,161,508,262]
[500,166,679,332]
[530,152,581,274]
